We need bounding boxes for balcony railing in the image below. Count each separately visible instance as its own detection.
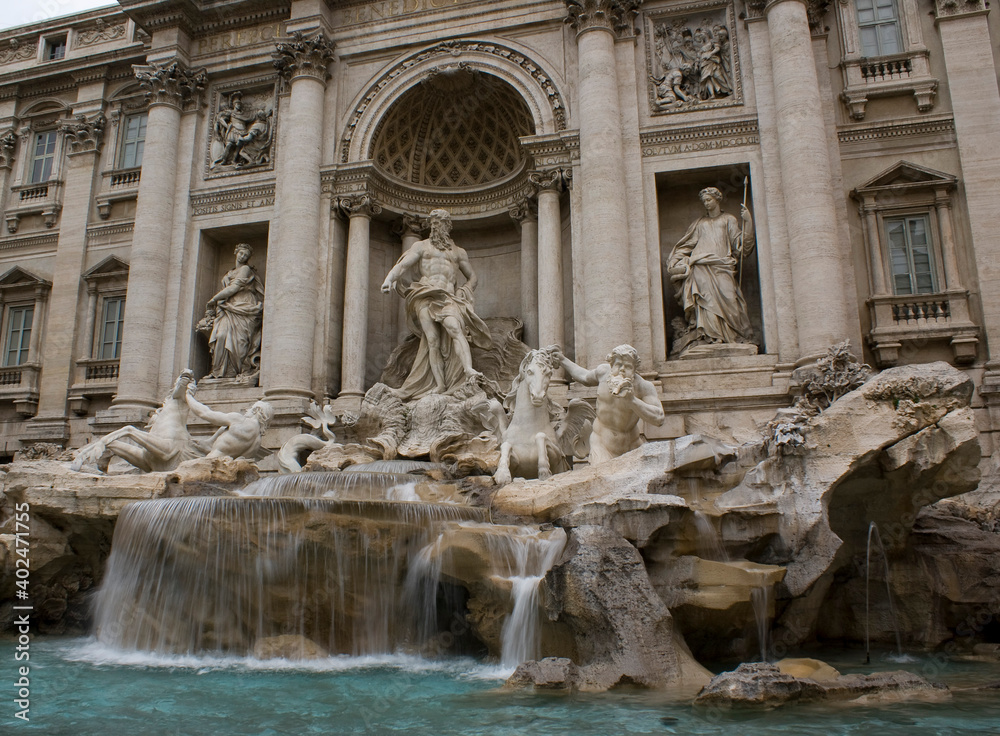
[96,168,141,219]
[868,290,979,366]
[859,57,912,82]
[840,49,937,120]
[0,362,41,416]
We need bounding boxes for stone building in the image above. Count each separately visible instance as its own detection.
[0,0,997,463]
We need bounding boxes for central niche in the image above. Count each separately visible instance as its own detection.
[371,66,535,189]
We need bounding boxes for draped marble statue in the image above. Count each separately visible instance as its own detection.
[666,187,756,358]
[381,209,492,400]
[197,242,264,379]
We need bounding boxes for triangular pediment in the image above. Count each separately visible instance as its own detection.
[83,255,130,279]
[859,160,957,190]
[0,266,50,288]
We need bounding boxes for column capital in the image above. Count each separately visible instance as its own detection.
[509,196,538,225]
[134,60,207,111]
[0,130,16,169]
[529,167,572,192]
[391,213,426,240]
[338,194,381,219]
[273,31,336,82]
[933,0,987,20]
[563,0,642,37]
[61,111,106,156]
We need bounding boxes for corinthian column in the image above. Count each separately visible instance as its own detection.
[263,31,336,402]
[564,0,639,366]
[114,61,205,412]
[338,194,381,400]
[510,196,539,346]
[763,0,852,360]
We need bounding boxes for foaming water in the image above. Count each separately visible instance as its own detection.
[343,459,445,475]
[95,496,483,658]
[240,470,420,500]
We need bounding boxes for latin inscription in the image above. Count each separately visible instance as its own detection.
[197,23,283,56]
[192,197,274,217]
[341,0,479,25]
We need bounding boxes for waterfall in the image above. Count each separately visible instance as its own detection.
[750,585,771,662]
[692,510,728,561]
[239,471,420,500]
[94,497,483,658]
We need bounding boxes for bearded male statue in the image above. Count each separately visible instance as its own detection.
[381,209,492,400]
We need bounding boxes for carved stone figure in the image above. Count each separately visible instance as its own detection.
[184,383,274,460]
[196,243,264,380]
[651,16,733,111]
[381,208,492,400]
[210,91,273,170]
[557,345,665,464]
[492,346,595,486]
[71,370,202,473]
[666,187,756,357]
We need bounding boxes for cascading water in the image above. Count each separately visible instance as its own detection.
[750,585,771,662]
[94,468,565,671]
[692,510,728,561]
[865,521,904,663]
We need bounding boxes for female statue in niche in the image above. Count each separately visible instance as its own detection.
[197,243,265,379]
[666,187,755,358]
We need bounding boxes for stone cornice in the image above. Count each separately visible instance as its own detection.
[134,60,207,110]
[639,116,759,156]
[0,232,58,252]
[118,0,291,38]
[564,0,643,37]
[61,111,107,155]
[86,221,136,242]
[272,31,335,82]
[190,182,275,217]
[836,115,955,145]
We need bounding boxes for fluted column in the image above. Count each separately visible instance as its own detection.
[339,195,381,400]
[564,0,639,365]
[114,61,205,411]
[34,111,107,424]
[764,0,852,360]
[263,32,335,401]
[531,169,567,352]
[858,197,888,295]
[510,196,539,346]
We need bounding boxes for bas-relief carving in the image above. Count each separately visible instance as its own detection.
[647,5,740,114]
[666,186,758,359]
[74,18,127,48]
[380,208,492,400]
[208,88,274,174]
[195,243,264,382]
[0,37,36,66]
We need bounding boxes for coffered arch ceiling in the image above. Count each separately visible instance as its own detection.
[371,66,536,190]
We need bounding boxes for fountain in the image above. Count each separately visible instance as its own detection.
[864,521,904,663]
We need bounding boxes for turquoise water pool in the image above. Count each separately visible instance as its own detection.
[3,639,1000,735]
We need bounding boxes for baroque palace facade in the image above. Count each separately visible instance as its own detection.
[0,0,998,461]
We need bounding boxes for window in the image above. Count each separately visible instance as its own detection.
[856,0,903,57]
[44,36,66,61]
[120,112,147,169]
[98,296,125,360]
[886,215,936,295]
[29,131,57,184]
[4,306,33,366]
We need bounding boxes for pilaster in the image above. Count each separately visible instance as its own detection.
[338,194,381,401]
[510,196,539,347]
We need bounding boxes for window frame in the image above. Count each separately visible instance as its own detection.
[28,129,58,184]
[883,212,938,296]
[118,111,147,170]
[42,35,67,62]
[96,293,126,360]
[855,0,904,58]
[3,303,34,367]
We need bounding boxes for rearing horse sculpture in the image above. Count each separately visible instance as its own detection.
[492,346,595,486]
[71,370,204,473]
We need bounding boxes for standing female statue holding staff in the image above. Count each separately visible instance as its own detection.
[199,243,265,379]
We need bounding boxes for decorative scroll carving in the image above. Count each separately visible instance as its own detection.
[134,61,207,109]
[564,0,643,36]
[392,213,426,239]
[341,40,568,164]
[338,194,382,218]
[646,3,742,115]
[75,18,127,47]
[0,131,16,169]
[508,196,538,224]
[61,112,107,154]
[272,31,335,81]
[0,37,35,66]
[209,89,273,172]
[805,0,831,33]
[529,168,571,192]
